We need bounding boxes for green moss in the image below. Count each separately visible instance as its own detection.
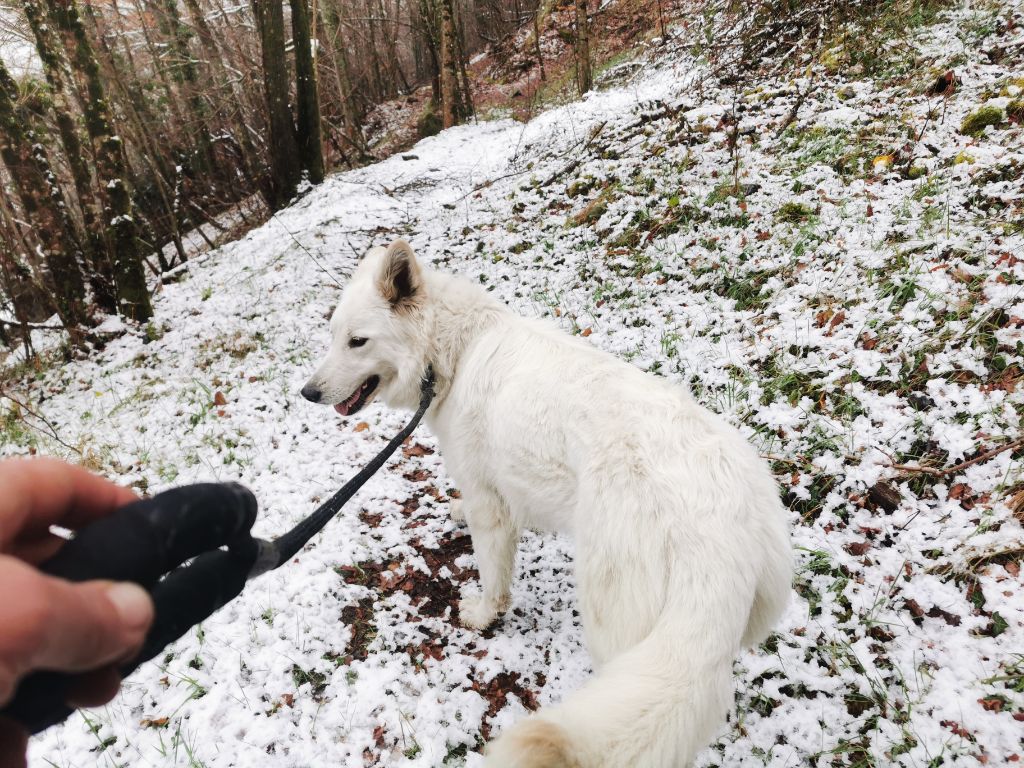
[907,165,928,180]
[960,105,1004,136]
[416,102,442,138]
[776,201,816,223]
[996,76,1024,97]
[567,177,598,198]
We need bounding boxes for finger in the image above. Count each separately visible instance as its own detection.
[0,717,28,768]
[65,666,122,709]
[0,458,139,549]
[0,559,153,679]
[7,531,68,566]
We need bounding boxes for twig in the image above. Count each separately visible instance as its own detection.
[774,69,817,139]
[761,454,823,475]
[0,318,64,331]
[539,120,608,187]
[889,437,1024,477]
[0,389,82,455]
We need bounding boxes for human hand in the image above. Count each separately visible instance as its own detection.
[0,458,154,768]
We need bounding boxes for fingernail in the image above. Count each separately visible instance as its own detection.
[106,583,153,631]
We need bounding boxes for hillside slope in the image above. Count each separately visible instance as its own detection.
[6,1,1024,766]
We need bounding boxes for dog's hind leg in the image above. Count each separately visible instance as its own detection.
[449,497,466,523]
[459,488,519,630]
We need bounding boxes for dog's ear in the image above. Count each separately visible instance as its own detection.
[378,240,422,309]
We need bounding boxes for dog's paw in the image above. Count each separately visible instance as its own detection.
[459,594,501,630]
[449,498,465,523]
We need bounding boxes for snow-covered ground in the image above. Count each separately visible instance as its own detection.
[5,1,1024,765]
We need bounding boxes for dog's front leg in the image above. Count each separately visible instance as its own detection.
[459,493,518,630]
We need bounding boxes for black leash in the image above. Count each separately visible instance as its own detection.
[2,367,435,734]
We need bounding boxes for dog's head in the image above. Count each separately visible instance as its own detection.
[301,240,429,414]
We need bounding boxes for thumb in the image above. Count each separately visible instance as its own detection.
[0,557,153,704]
[30,578,154,673]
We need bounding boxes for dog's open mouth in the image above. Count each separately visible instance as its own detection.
[334,375,380,416]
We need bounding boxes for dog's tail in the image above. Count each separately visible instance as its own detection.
[482,580,772,768]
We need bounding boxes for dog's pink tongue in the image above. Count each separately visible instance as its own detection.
[334,402,350,416]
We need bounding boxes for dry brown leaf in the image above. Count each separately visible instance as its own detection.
[845,540,872,556]
[402,443,434,458]
[978,697,1004,713]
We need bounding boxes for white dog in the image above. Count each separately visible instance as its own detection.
[302,240,792,767]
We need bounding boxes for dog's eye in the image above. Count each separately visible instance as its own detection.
[348,337,368,348]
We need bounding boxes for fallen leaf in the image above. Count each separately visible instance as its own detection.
[213,391,227,406]
[978,697,1004,713]
[926,605,961,626]
[927,70,957,98]
[940,720,973,739]
[402,443,434,458]
[868,481,900,512]
[949,483,972,501]
[905,598,925,618]
[354,421,370,432]
[845,540,872,556]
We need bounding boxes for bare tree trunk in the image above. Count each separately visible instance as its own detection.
[533,0,547,81]
[320,5,370,162]
[0,60,88,333]
[417,0,442,106]
[291,0,325,184]
[455,9,474,117]
[252,0,302,209]
[41,0,153,322]
[154,0,218,181]
[181,0,264,200]
[574,0,592,94]
[22,0,117,312]
[88,12,188,269]
[439,0,464,127]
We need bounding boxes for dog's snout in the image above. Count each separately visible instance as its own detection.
[301,383,322,403]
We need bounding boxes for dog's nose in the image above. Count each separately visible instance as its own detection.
[300,383,322,403]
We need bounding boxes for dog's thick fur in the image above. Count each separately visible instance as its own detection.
[304,241,793,767]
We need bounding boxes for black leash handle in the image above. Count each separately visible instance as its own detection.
[2,483,261,734]
[1,366,435,735]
